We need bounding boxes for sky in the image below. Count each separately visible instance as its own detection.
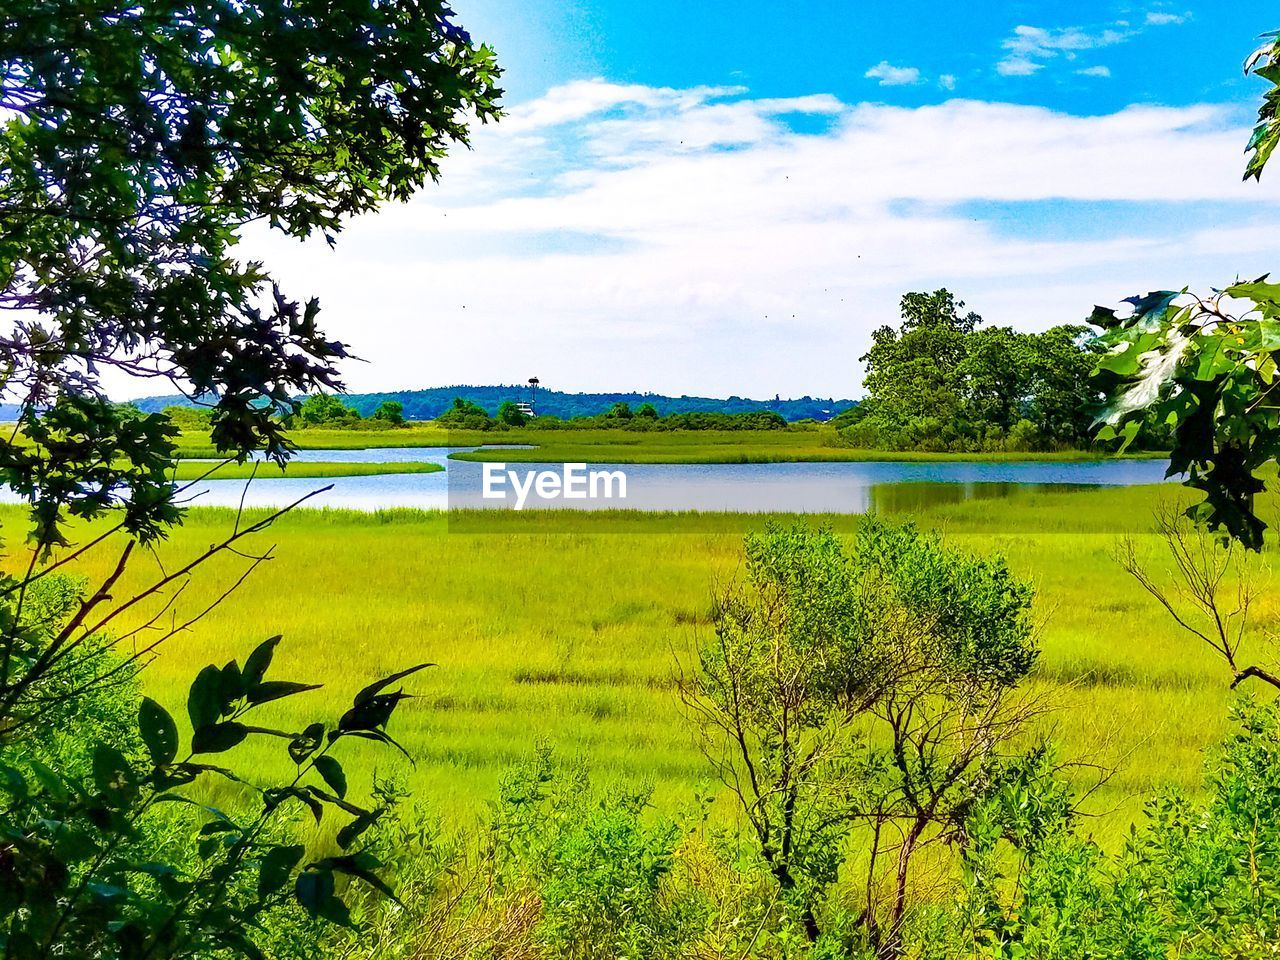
[240,1,1280,401]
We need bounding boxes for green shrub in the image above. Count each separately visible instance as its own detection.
[491,748,707,960]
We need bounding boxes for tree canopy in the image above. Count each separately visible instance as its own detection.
[848,290,1102,452]
[0,0,501,541]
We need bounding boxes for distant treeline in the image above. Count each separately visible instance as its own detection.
[130,386,852,423]
[436,397,795,431]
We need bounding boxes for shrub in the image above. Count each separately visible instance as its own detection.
[489,748,706,960]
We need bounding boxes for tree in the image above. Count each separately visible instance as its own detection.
[0,0,501,543]
[678,519,1039,952]
[435,397,493,430]
[1026,325,1101,445]
[297,393,360,426]
[372,400,406,426]
[0,1,500,954]
[496,401,528,427]
[1093,28,1280,549]
[860,290,979,443]
[854,291,1099,452]
[636,402,660,419]
[958,326,1032,433]
[606,402,634,421]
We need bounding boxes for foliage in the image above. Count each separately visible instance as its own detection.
[144,387,851,423]
[1091,281,1280,550]
[1092,28,1280,549]
[0,608,429,959]
[1246,30,1280,180]
[496,401,528,427]
[0,0,500,542]
[371,402,406,426]
[487,749,706,960]
[679,519,1039,951]
[162,406,215,432]
[951,699,1280,959]
[0,2,500,957]
[434,397,494,430]
[853,291,1104,453]
[297,394,363,428]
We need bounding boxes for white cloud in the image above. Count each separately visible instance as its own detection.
[997,12,1186,78]
[1078,65,1113,78]
[997,56,1042,77]
[240,81,1280,400]
[865,61,922,86]
[939,74,957,91]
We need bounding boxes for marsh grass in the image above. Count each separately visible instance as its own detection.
[170,460,443,480]
[170,424,1166,465]
[8,480,1271,847]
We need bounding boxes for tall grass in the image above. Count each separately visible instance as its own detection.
[171,424,1165,464]
[7,480,1268,846]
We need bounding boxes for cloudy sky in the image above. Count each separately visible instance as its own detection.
[243,1,1280,401]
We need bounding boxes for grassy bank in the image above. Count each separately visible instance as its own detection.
[9,479,1270,847]
[170,460,442,480]
[170,423,1163,465]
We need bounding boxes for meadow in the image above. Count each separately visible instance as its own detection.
[169,460,443,480]
[170,424,1166,464]
[12,478,1274,848]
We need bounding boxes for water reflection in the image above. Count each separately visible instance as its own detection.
[864,481,1097,514]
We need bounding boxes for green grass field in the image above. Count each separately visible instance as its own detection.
[169,460,442,480]
[169,424,1164,465]
[13,479,1275,847]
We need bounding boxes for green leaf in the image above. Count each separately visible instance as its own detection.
[191,722,249,755]
[219,659,244,704]
[258,844,305,896]
[139,697,179,766]
[312,756,347,799]
[1225,278,1280,304]
[289,723,325,764]
[337,810,383,850]
[188,664,223,730]
[243,635,282,688]
[295,869,335,915]
[352,662,433,707]
[0,763,28,799]
[247,680,322,706]
[92,745,134,798]
[222,930,267,960]
[316,853,400,905]
[27,760,68,803]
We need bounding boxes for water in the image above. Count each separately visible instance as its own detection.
[163,448,1173,513]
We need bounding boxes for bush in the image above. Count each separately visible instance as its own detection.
[490,748,706,960]
[434,397,493,430]
[947,699,1280,959]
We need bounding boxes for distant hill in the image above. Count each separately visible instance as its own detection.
[130,386,855,422]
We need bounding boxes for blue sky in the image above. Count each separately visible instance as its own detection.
[457,1,1269,114]
[241,2,1280,400]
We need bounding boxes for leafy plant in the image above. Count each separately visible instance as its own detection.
[1092,280,1280,549]
[1092,28,1280,549]
[678,519,1041,953]
[0,630,430,959]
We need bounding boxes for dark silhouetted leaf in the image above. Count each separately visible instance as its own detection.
[191,722,249,755]
[139,697,179,766]
[312,756,347,799]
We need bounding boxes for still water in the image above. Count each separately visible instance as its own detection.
[166,448,1172,513]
